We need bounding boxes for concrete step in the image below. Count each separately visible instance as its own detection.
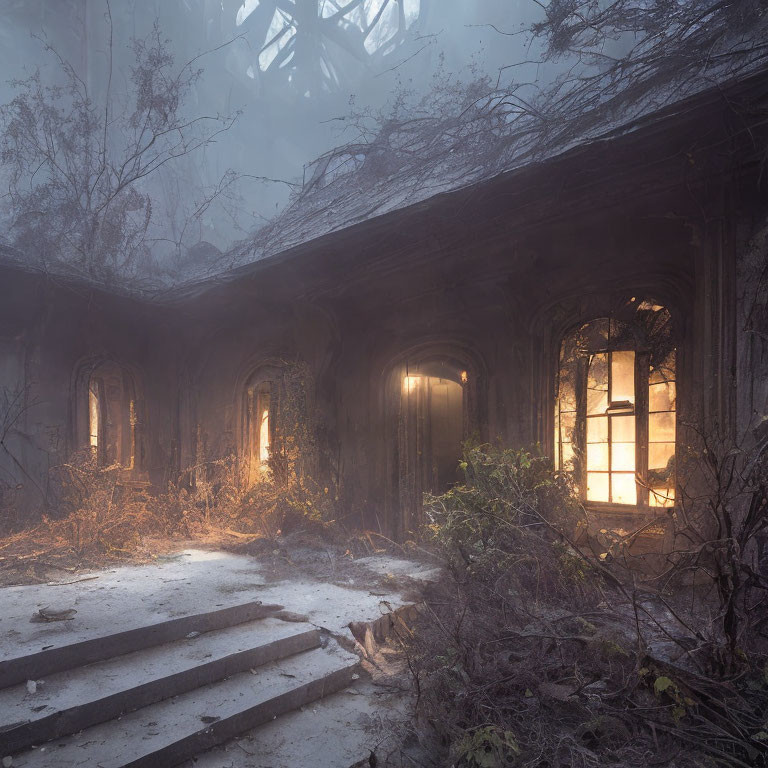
[0,617,319,754]
[187,678,397,768]
[0,600,281,688]
[10,643,359,768]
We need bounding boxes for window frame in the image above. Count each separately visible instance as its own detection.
[84,363,139,471]
[243,374,279,487]
[582,348,642,506]
[555,319,677,513]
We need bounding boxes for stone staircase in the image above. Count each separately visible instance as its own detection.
[0,601,359,767]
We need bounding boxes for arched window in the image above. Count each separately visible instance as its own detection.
[84,361,139,470]
[243,372,279,486]
[555,302,676,508]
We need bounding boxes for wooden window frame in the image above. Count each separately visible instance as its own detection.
[561,346,675,514]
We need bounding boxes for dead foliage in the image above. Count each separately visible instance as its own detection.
[0,362,342,578]
[0,451,159,579]
[0,5,241,286]
[399,444,768,768]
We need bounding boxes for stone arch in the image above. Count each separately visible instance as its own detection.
[553,297,679,511]
[72,356,145,473]
[237,359,286,487]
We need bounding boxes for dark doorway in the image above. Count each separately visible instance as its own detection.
[398,362,466,534]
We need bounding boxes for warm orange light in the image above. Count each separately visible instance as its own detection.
[649,487,676,507]
[403,375,421,392]
[128,400,136,470]
[88,386,99,449]
[460,370,468,383]
[259,407,270,463]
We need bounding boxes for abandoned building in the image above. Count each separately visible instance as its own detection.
[0,66,767,548]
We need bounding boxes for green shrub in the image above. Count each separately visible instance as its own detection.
[423,445,590,608]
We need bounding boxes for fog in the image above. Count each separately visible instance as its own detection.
[0,1,570,277]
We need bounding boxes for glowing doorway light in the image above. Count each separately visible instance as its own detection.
[235,0,421,93]
[403,375,421,393]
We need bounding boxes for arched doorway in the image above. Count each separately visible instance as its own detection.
[385,348,483,538]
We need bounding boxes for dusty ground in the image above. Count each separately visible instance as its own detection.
[0,514,445,765]
[0,526,440,592]
[0,544,440,659]
[0,531,198,587]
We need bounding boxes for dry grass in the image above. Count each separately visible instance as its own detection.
[0,361,343,583]
[0,447,340,584]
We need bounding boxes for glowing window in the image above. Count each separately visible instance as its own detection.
[89,384,100,449]
[245,378,275,486]
[585,350,637,504]
[85,363,138,470]
[648,350,676,507]
[258,393,271,464]
[555,305,677,508]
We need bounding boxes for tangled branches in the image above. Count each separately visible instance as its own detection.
[0,6,238,285]
[405,445,768,767]
[232,0,768,266]
[669,427,768,674]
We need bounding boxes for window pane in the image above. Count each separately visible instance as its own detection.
[611,415,635,443]
[558,411,576,443]
[561,443,575,469]
[89,385,100,448]
[587,353,608,414]
[650,350,676,385]
[587,388,608,415]
[587,472,610,502]
[649,442,675,472]
[558,375,577,412]
[586,442,609,471]
[649,381,676,412]
[648,348,675,507]
[611,473,637,504]
[587,416,608,443]
[612,442,635,472]
[256,386,272,465]
[610,351,635,404]
[649,486,675,507]
[649,412,676,443]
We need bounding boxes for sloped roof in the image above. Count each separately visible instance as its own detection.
[223,17,768,272]
[2,9,767,301]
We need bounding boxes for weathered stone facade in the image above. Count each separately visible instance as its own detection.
[1,73,766,542]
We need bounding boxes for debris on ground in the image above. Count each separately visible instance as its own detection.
[30,607,77,623]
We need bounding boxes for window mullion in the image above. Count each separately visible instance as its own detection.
[636,351,650,507]
[575,356,588,501]
[607,351,613,503]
